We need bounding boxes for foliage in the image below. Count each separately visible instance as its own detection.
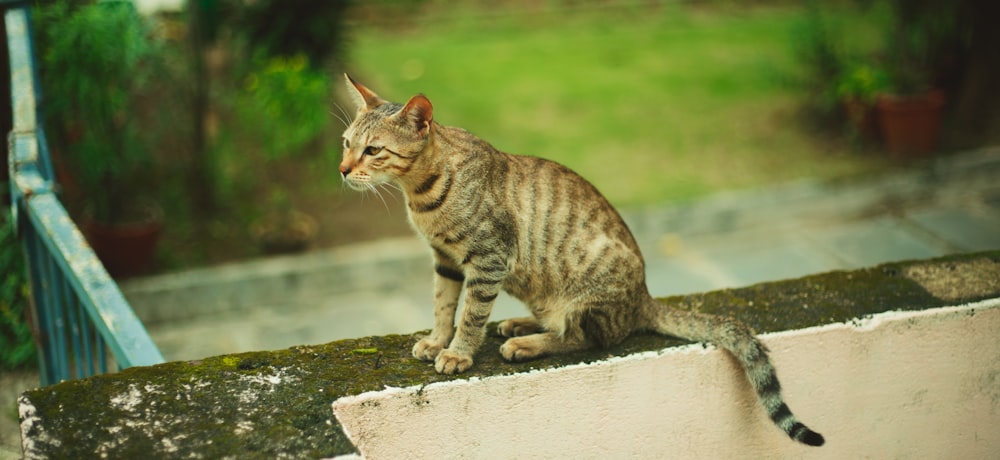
[225,53,330,250]
[881,0,963,95]
[834,62,890,103]
[796,1,964,103]
[792,1,891,111]
[35,0,161,224]
[0,214,36,371]
[793,1,844,110]
[235,53,331,159]
[226,0,352,67]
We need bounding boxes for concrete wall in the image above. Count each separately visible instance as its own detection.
[19,253,1000,459]
[332,299,1000,459]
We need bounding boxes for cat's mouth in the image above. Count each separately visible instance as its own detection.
[343,174,389,194]
[342,177,370,192]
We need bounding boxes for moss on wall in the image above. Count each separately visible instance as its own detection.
[18,251,1000,458]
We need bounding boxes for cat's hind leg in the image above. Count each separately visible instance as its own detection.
[499,331,591,362]
[500,299,635,361]
[497,317,545,337]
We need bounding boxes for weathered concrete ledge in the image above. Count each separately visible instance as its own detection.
[18,251,1000,458]
[120,237,431,326]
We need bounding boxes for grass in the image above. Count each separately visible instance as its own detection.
[345,2,890,207]
[147,2,895,272]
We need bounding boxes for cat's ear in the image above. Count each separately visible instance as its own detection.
[344,73,383,112]
[400,94,433,138]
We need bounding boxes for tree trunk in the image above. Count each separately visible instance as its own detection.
[950,0,1000,148]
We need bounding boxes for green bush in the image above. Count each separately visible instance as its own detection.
[227,0,351,67]
[35,0,162,224]
[0,213,36,371]
[834,62,890,103]
[793,2,891,111]
[236,53,331,159]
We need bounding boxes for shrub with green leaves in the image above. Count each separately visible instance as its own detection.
[0,214,36,371]
[835,63,890,103]
[36,0,160,224]
[228,0,351,67]
[236,53,331,159]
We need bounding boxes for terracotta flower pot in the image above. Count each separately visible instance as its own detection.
[84,203,163,278]
[876,90,945,158]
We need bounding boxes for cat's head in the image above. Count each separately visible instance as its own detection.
[339,74,433,190]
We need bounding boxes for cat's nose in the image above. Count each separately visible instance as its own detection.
[339,164,352,176]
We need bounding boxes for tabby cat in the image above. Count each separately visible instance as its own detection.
[338,75,824,446]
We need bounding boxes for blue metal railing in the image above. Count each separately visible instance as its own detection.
[5,4,164,385]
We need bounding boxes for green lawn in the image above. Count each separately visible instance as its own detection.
[345,3,889,207]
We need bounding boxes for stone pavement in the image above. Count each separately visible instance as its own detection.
[3,147,999,458]
[128,146,1000,363]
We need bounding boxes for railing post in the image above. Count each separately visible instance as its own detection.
[5,2,164,385]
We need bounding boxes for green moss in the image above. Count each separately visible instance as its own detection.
[220,355,240,368]
[19,251,1000,458]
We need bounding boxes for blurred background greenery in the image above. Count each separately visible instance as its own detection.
[350,2,886,206]
[28,0,1000,271]
[2,1,998,364]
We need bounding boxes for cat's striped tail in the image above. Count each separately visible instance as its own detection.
[646,299,825,447]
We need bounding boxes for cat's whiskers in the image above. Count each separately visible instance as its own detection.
[364,182,391,212]
[381,181,403,196]
[376,183,403,212]
[337,102,354,124]
[331,103,352,128]
[329,110,348,128]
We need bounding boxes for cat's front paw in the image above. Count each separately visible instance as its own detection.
[434,349,473,374]
[412,337,446,361]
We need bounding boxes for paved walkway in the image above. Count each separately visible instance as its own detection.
[3,147,1000,458]
[132,147,1000,362]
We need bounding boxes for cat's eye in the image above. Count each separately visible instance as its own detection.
[343,138,350,149]
[363,146,381,156]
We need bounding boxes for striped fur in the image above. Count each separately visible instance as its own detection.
[339,75,824,446]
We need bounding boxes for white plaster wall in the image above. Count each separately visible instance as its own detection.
[332,299,1000,459]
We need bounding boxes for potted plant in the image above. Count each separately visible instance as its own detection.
[874,1,953,158]
[835,61,890,142]
[37,1,164,276]
[233,53,328,254]
[250,190,318,255]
